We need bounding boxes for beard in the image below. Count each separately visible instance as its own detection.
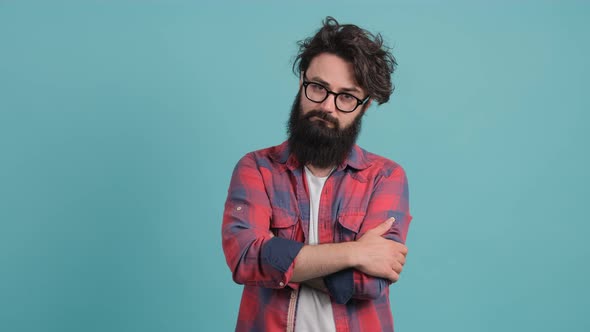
[287,91,363,169]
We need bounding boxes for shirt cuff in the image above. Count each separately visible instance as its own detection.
[324,268,354,304]
[262,237,304,273]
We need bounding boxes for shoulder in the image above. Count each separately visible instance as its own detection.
[354,145,408,180]
[234,142,287,170]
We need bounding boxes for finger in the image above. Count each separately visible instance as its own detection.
[370,217,395,235]
[388,271,400,283]
[399,245,408,256]
[397,255,406,266]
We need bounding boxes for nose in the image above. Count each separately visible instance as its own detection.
[319,92,337,114]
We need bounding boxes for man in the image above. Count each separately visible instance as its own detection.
[222,17,412,332]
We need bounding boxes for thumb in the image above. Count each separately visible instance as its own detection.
[370,217,395,235]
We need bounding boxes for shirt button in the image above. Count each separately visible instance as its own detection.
[236,206,242,211]
[279,282,285,287]
[291,292,297,299]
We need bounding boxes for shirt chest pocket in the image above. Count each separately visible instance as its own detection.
[336,211,366,242]
[270,208,299,240]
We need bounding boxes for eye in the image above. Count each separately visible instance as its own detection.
[339,93,356,102]
[309,83,325,92]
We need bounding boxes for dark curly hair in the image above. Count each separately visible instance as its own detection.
[293,16,397,105]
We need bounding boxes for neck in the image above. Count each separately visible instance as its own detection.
[305,164,334,177]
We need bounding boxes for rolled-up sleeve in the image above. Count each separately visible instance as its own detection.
[222,153,304,289]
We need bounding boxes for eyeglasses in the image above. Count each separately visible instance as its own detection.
[302,73,370,113]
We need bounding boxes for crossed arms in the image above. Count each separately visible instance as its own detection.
[222,153,412,304]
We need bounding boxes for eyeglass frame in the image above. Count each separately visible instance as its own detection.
[301,72,370,113]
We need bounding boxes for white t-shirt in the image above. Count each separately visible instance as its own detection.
[295,167,336,332]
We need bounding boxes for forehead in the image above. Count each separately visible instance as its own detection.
[306,53,364,93]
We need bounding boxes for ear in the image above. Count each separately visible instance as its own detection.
[363,98,373,111]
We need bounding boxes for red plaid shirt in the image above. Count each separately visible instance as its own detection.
[222,141,412,332]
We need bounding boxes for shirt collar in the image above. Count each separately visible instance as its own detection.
[269,140,372,171]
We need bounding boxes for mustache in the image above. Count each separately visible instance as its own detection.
[303,110,339,127]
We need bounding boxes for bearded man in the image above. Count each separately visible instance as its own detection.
[222,17,413,332]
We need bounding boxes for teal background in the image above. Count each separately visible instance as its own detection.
[1,1,588,331]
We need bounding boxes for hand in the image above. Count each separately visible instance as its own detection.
[353,218,408,282]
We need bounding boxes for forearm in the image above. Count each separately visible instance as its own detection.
[290,242,358,283]
[301,270,389,302]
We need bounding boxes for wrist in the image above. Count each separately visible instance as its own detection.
[345,241,361,269]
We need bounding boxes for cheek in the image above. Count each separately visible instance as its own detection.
[300,96,313,109]
[300,99,316,116]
